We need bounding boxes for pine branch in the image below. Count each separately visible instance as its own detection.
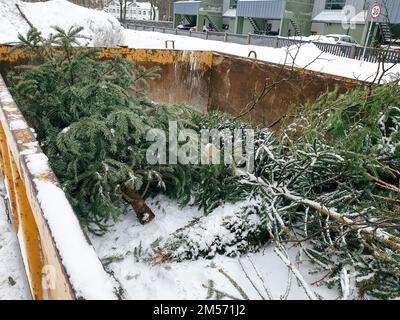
[275,187,400,251]
[15,3,34,29]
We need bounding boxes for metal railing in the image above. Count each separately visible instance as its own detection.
[126,23,400,64]
[122,19,173,29]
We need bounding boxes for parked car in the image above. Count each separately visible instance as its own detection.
[254,30,279,36]
[202,25,216,32]
[326,34,359,46]
[189,25,216,32]
[176,24,195,31]
[380,40,400,53]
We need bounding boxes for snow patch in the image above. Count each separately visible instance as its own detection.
[0,0,125,47]
[0,91,13,103]
[9,119,27,130]
[26,153,49,175]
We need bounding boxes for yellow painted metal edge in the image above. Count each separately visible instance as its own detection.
[0,75,75,299]
[0,75,116,300]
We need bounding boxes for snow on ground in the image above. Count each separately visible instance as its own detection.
[0,0,124,46]
[90,195,339,300]
[124,29,400,83]
[0,175,31,300]
[289,35,337,44]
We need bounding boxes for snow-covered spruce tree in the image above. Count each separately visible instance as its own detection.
[9,27,247,232]
[8,27,201,230]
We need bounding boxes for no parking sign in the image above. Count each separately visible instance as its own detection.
[370,2,382,20]
[362,2,383,62]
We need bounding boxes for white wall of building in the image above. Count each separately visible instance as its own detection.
[104,0,159,21]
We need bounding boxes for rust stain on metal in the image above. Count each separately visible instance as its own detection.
[208,52,364,128]
[98,48,213,68]
[0,46,27,63]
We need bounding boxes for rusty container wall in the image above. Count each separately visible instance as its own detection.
[98,49,364,126]
[1,46,364,123]
[101,49,363,126]
[208,52,365,127]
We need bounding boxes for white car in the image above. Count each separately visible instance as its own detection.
[326,34,359,46]
[381,40,400,53]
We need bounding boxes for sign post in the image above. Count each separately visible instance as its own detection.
[362,2,382,62]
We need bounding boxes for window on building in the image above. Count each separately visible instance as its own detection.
[325,0,346,10]
[143,11,146,16]
[139,10,142,15]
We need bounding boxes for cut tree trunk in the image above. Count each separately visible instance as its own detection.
[122,188,155,224]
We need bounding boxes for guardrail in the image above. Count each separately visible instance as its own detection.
[126,23,400,64]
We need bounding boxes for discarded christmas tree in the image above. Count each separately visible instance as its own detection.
[9,27,197,229]
[9,27,244,232]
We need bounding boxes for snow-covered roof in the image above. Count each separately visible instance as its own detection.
[128,2,153,10]
[313,10,367,24]
[223,8,236,18]
[175,1,202,3]
[350,11,368,23]
[106,1,155,10]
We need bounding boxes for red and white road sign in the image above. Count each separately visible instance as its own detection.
[370,2,382,20]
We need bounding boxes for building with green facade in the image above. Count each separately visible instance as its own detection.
[174,0,314,35]
[173,0,400,44]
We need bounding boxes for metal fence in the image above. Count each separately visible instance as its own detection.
[123,19,173,29]
[126,23,400,64]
